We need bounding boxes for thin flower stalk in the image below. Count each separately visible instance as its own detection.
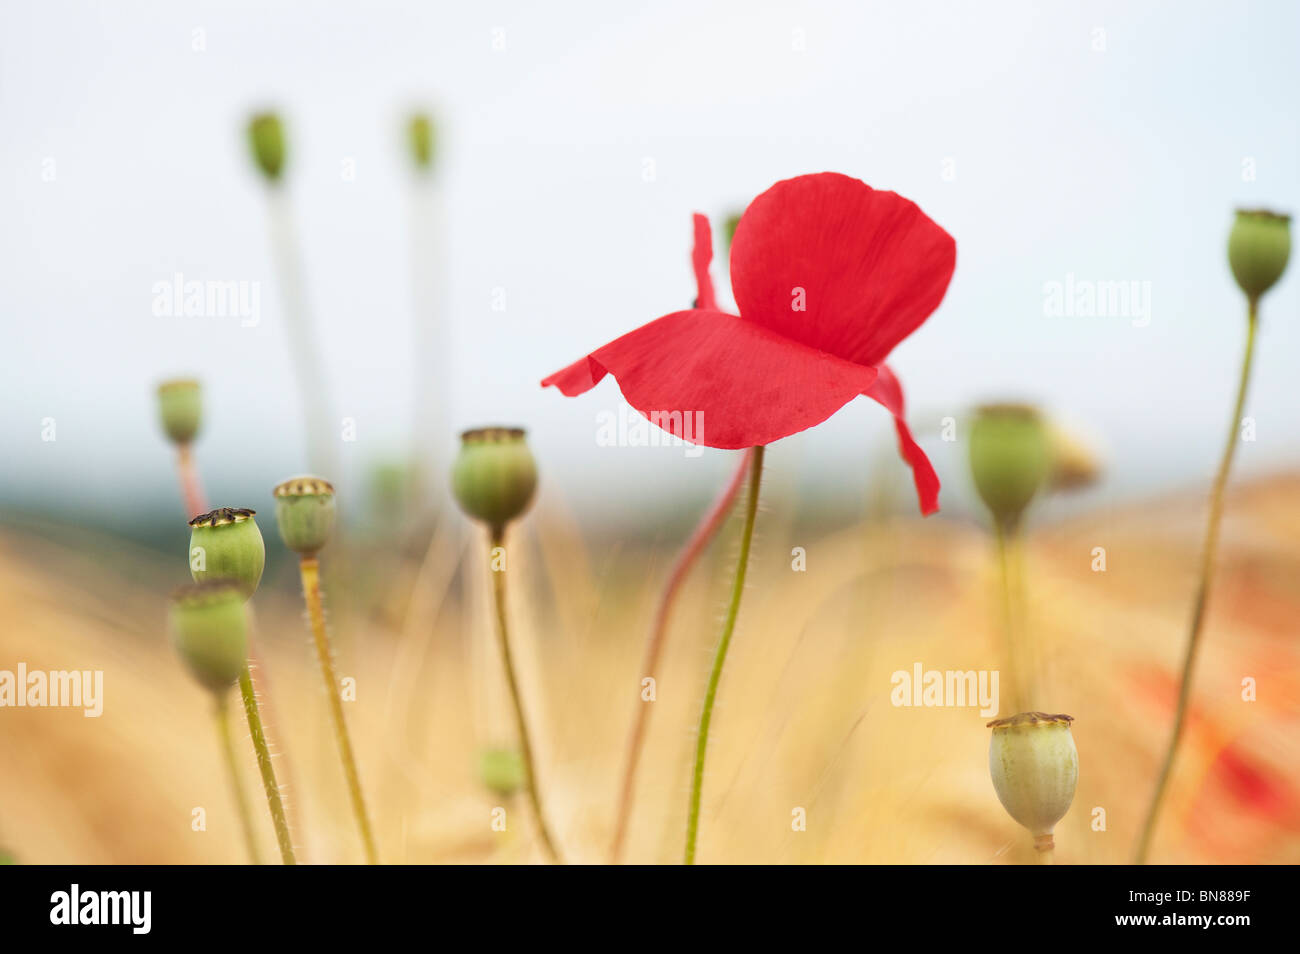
[684,444,765,864]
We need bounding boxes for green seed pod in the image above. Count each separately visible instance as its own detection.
[969,403,1050,530]
[407,112,436,172]
[157,379,202,445]
[723,211,743,251]
[247,112,286,183]
[189,508,266,599]
[170,582,249,693]
[1227,208,1291,301]
[988,712,1078,852]
[451,427,538,533]
[272,476,337,556]
[477,746,525,798]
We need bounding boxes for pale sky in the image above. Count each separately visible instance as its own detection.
[2,0,1297,530]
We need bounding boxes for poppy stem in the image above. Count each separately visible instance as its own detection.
[994,519,1026,713]
[299,556,378,864]
[238,665,296,864]
[214,693,262,864]
[488,526,562,863]
[1136,298,1258,864]
[175,443,207,519]
[610,448,753,863]
[684,444,765,865]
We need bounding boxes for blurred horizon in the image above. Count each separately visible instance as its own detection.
[3,0,1298,531]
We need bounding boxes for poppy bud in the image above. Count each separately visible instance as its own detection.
[272,476,336,556]
[477,746,525,798]
[969,403,1050,529]
[987,712,1078,852]
[247,112,286,183]
[407,112,436,172]
[189,508,266,599]
[157,379,202,445]
[170,582,249,693]
[1046,420,1102,493]
[451,427,538,533]
[1228,208,1291,301]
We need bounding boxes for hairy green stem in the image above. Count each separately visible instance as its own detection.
[238,665,295,864]
[300,557,377,864]
[684,444,765,865]
[214,693,262,864]
[489,526,561,863]
[1136,299,1258,864]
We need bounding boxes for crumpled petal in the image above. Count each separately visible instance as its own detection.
[731,172,955,368]
[691,213,717,311]
[864,364,940,515]
[541,309,878,448]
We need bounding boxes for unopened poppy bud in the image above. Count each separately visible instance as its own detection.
[407,112,436,172]
[1228,208,1291,301]
[273,476,336,556]
[1046,420,1102,493]
[189,508,266,599]
[987,712,1078,852]
[477,746,525,798]
[157,379,202,445]
[969,403,1050,529]
[170,581,249,693]
[451,427,537,533]
[247,112,286,183]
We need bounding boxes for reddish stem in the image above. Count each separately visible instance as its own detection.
[608,447,753,862]
[175,443,208,519]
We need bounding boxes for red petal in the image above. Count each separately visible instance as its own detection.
[865,365,940,515]
[691,213,717,311]
[730,172,955,367]
[542,310,877,448]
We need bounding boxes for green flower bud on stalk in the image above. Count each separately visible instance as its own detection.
[189,508,266,599]
[157,379,202,445]
[407,112,436,172]
[272,476,336,556]
[170,582,249,693]
[477,746,526,798]
[969,403,1050,530]
[247,112,286,183]
[1228,208,1291,301]
[988,712,1078,853]
[451,427,538,534]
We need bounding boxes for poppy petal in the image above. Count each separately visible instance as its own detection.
[691,213,717,311]
[542,309,878,448]
[730,172,955,368]
[865,365,940,516]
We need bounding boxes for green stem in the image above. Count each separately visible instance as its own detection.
[994,519,1025,713]
[489,526,562,863]
[684,444,765,865]
[239,665,296,864]
[214,693,262,864]
[1136,298,1258,864]
[300,557,378,864]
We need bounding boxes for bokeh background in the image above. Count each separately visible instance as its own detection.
[1,0,1297,864]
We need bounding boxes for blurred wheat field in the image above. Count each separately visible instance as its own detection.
[2,472,1299,864]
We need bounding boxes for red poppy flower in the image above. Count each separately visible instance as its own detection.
[542,172,955,514]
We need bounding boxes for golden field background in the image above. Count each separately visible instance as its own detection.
[1,469,1298,865]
